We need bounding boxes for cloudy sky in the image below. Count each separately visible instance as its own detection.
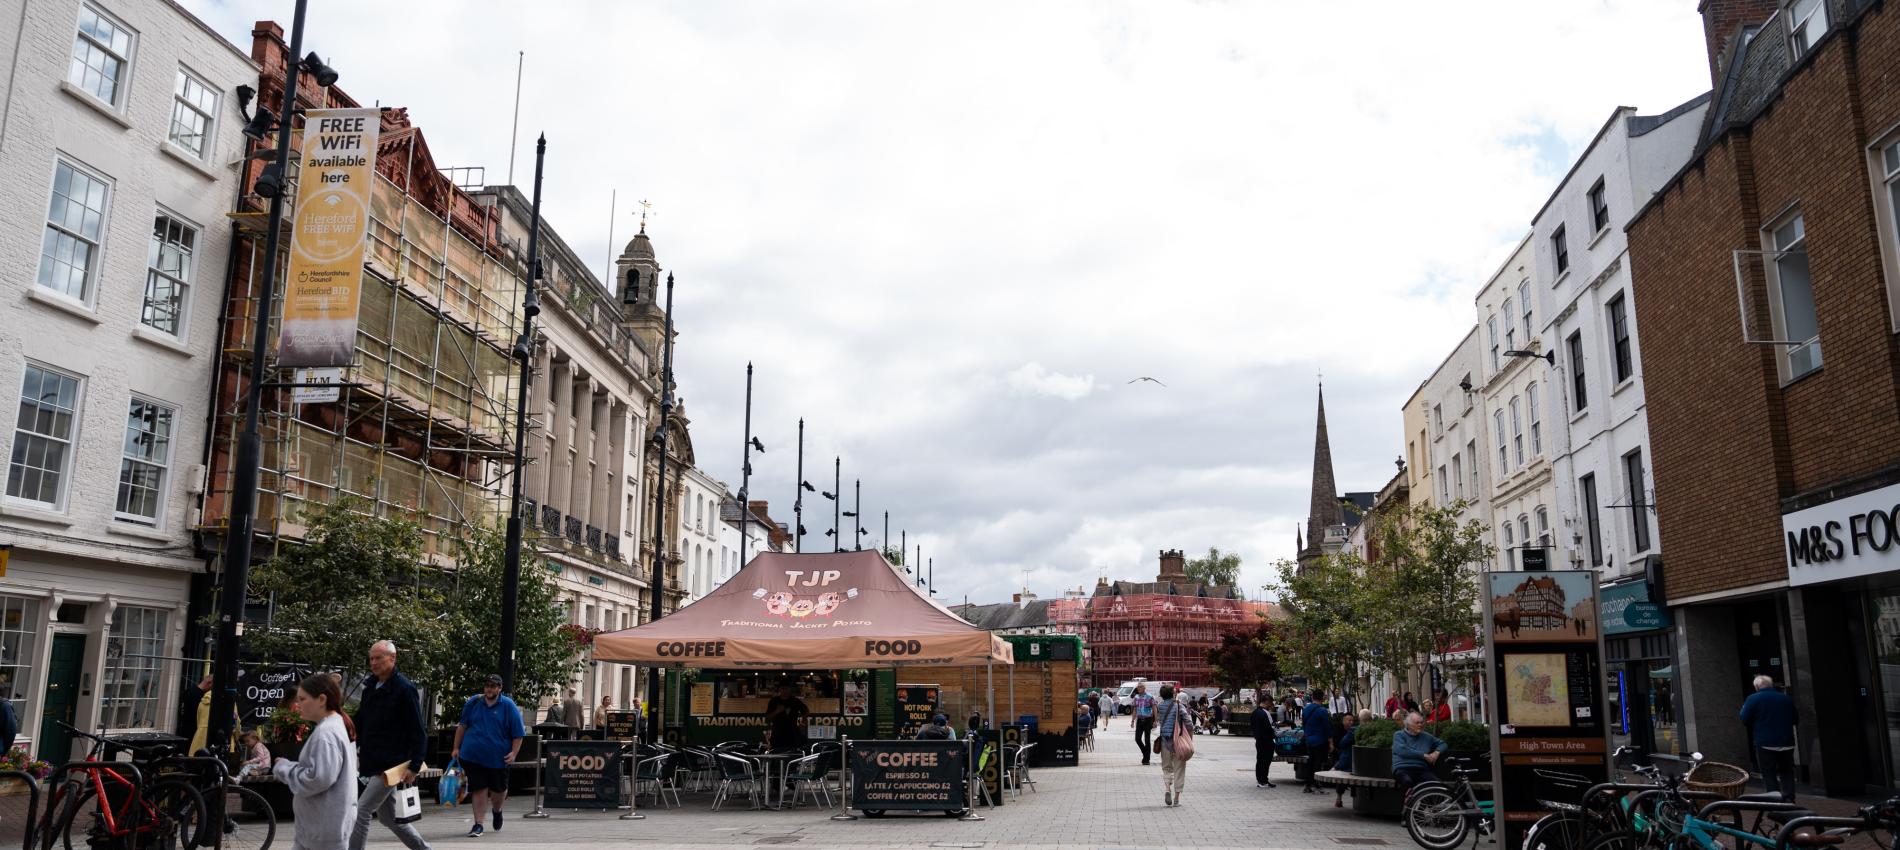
[187,0,1714,603]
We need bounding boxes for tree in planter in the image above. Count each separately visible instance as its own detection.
[1185,547,1241,589]
[1207,618,1281,701]
[242,496,449,689]
[434,520,587,723]
[1362,500,1492,697]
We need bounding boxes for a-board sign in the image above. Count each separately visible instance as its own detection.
[848,739,967,813]
[1484,570,1610,850]
[237,664,309,727]
[974,729,1005,807]
[603,711,639,741]
[895,683,940,738]
[540,740,626,809]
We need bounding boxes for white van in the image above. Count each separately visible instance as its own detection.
[1113,679,1147,712]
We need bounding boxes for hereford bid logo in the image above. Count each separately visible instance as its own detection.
[754,569,858,619]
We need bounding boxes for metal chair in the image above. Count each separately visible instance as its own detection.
[711,752,761,811]
[1078,722,1094,752]
[680,747,718,792]
[632,754,680,808]
[807,740,845,793]
[1007,743,1037,798]
[784,753,831,809]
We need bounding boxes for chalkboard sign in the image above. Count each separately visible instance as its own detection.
[848,739,967,814]
[603,711,639,741]
[237,665,309,727]
[894,684,940,738]
[540,741,627,809]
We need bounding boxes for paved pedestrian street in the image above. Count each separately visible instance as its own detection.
[334,725,1421,850]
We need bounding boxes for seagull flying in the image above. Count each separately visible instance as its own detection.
[1127,377,1167,387]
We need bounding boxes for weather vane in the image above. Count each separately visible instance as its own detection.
[637,198,656,233]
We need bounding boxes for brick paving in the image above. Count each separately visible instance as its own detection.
[335,717,1423,850]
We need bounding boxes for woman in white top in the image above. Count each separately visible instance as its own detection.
[272,673,359,850]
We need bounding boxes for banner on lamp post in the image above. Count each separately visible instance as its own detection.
[278,107,380,368]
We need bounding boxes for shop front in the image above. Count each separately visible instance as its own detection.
[1600,577,1678,760]
[663,668,883,748]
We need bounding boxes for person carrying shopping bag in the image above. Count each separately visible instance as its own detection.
[1155,684,1194,807]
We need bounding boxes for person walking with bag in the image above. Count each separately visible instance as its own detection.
[351,641,430,850]
[1131,683,1158,765]
[273,674,358,850]
[1249,697,1276,788]
[1156,684,1193,806]
[453,675,525,837]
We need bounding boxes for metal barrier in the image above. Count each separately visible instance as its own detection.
[0,769,41,850]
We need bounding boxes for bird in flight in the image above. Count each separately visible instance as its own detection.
[1127,377,1167,387]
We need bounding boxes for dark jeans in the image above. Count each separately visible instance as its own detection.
[1254,739,1275,785]
[1393,765,1435,794]
[1135,718,1154,763]
[1757,746,1796,801]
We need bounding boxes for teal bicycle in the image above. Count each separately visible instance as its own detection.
[1581,754,1815,850]
[1404,757,1495,850]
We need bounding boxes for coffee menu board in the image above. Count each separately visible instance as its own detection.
[1484,571,1611,850]
[895,684,940,737]
[848,739,967,813]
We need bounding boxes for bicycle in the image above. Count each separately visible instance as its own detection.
[38,724,205,850]
[1520,746,1700,850]
[1404,756,1495,850]
[143,749,274,850]
[1580,756,1812,850]
[1773,798,1900,850]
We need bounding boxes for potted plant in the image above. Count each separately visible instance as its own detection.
[1427,720,1492,781]
[265,707,311,760]
[0,746,54,794]
[1351,718,1399,779]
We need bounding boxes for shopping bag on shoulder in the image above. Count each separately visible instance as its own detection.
[392,782,424,823]
[437,760,461,807]
[1170,705,1195,761]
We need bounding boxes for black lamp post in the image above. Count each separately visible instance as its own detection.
[497,135,548,692]
[738,363,759,568]
[794,419,812,553]
[850,479,864,551]
[643,273,676,742]
[824,458,840,552]
[208,0,340,751]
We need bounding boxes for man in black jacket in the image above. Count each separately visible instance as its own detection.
[351,640,431,850]
[1250,700,1276,788]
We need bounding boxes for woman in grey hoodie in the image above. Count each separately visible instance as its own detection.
[273,673,359,850]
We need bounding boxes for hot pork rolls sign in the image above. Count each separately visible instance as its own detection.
[593,550,1013,669]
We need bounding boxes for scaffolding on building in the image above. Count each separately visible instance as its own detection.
[1084,592,1271,689]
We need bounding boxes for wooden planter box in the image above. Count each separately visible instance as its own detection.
[1351,745,1391,779]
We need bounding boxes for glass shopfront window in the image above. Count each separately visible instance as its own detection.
[0,595,41,720]
[1608,631,1678,757]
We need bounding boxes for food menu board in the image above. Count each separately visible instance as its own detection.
[689,683,715,716]
[895,684,940,736]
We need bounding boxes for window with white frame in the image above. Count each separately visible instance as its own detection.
[1788,0,1828,57]
[1608,292,1635,383]
[1568,331,1589,411]
[1503,521,1515,569]
[1535,506,1550,545]
[1519,281,1533,340]
[1494,410,1508,476]
[1589,178,1610,233]
[1876,136,1900,328]
[1520,515,1532,554]
[1467,439,1479,493]
[1488,316,1500,372]
[1625,449,1651,553]
[1433,404,1444,433]
[1552,224,1570,274]
[7,364,83,508]
[1765,212,1822,379]
[1451,453,1464,500]
[1510,396,1524,466]
[1439,466,1449,503]
[0,595,42,719]
[69,4,134,107]
[1504,298,1516,350]
[37,159,112,302]
[142,213,196,336]
[116,398,174,524]
[1527,382,1542,455]
[1581,473,1604,566]
[101,606,168,729]
[167,68,218,158]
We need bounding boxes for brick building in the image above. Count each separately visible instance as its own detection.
[1626,0,1900,793]
[1084,550,1277,689]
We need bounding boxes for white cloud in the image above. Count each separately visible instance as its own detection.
[1004,363,1097,401]
[178,0,1714,604]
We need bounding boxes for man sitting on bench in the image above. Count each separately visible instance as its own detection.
[1389,712,1448,793]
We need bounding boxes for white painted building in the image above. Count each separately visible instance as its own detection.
[1415,327,1495,548]
[1477,235,1557,571]
[677,465,726,601]
[0,0,254,761]
[1531,97,1708,580]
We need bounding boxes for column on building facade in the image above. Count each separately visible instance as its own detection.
[547,358,574,517]
[524,345,553,505]
[606,401,630,542]
[591,395,616,539]
[568,377,596,534]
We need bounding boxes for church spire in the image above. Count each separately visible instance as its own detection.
[1300,383,1341,565]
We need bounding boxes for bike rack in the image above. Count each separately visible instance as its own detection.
[0,769,41,850]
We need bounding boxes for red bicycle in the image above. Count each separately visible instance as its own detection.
[38,724,205,850]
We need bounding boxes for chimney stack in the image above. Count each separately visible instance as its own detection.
[1699,0,1780,86]
[1157,549,1187,582]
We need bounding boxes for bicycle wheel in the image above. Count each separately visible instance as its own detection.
[144,779,206,850]
[38,781,86,850]
[210,786,275,850]
[1404,786,1469,850]
[1524,811,1592,850]
[54,786,104,850]
[1580,828,1653,850]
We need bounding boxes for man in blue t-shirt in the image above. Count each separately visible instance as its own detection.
[452,675,524,838]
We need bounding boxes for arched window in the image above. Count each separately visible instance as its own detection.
[624,268,641,304]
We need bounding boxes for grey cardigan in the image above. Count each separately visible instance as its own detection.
[272,713,358,850]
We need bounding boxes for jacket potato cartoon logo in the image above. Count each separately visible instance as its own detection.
[753,586,858,618]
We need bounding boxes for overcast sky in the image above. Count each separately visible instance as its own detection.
[187,0,1714,604]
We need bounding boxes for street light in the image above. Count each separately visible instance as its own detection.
[738,363,759,568]
[207,0,340,753]
[794,418,810,553]
[1503,348,1555,365]
[498,135,549,692]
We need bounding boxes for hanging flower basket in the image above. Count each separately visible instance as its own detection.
[557,624,600,650]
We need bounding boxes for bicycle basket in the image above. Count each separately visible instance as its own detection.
[1683,762,1749,800]
[1532,768,1593,808]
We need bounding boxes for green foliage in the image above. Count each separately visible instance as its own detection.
[1185,546,1241,589]
[881,546,904,566]
[1354,718,1401,749]
[1206,617,1281,695]
[243,496,448,687]
[434,520,587,722]
[1266,552,1369,695]
[1426,720,1490,753]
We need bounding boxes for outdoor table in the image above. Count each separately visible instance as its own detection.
[750,752,799,810]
